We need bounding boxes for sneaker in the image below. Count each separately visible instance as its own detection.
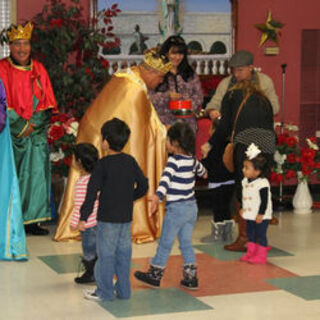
[180,278,198,290]
[134,270,160,288]
[83,289,102,302]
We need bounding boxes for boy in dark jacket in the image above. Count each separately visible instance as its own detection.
[79,118,148,301]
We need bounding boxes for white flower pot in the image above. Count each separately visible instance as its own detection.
[292,179,313,214]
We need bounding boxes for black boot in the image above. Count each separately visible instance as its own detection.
[134,265,165,288]
[74,258,96,284]
[25,223,49,236]
[180,264,198,290]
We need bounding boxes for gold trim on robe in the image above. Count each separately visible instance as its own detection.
[54,67,167,243]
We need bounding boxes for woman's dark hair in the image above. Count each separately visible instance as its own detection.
[101,117,131,151]
[248,153,271,178]
[157,36,194,89]
[74,143,99,173]
[167,121,195,155]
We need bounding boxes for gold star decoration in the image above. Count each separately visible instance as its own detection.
[255,10,284,47]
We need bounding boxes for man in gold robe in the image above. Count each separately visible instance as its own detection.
[54,52,171,243]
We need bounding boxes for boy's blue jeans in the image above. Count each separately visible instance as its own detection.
[81,226,97,261]
[95,221,132,301]
[151,199,198,268]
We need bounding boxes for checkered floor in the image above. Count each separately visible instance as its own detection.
[1,211,320,319]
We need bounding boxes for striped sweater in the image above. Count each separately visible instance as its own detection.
[70,175,98,229]
[156,154,206,203]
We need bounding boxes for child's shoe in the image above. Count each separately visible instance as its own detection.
[134,265,165,288]
[248,244,269,264]
[201,221,225,243]
[75,257,97,284]
[180,264,198,290]
[83,288,102,302]
[240,242,256,262]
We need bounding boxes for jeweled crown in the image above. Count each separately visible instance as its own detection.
[7,22,33,43]
[143,50,172,74]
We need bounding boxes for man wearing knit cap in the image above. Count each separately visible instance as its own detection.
[206,50,279,118]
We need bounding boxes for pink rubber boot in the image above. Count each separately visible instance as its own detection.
[248,244,269,264]
[240,242,256,262]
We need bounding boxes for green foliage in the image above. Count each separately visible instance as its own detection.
[30,0,112,118]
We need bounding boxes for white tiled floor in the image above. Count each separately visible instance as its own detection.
[1,210,320,319]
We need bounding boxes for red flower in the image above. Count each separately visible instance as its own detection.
[270,172,283,183]
[285,136,298,147]
[285,170,296,179]
[277,134,287,146]
[61,143,70,151]
[100,57,109,69]
[301,148,316,160]
[48,124,65,141]
[85,67,94,79]
[301,166,312,176]
[63,155,73,167]
[50,18,63,27]
[287,153,297,164]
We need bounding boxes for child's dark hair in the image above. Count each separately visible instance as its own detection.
[101,118,131,152]
[74,143,99,173]
[248,153,271,178]
[167,121,195,155]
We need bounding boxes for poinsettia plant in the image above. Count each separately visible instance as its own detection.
[271,123,320,183]
[30,0,121,118]
[48,113,79,177]
[29,0,120,177]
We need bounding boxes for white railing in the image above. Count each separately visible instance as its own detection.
[101,54,231,76]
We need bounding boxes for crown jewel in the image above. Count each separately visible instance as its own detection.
[143,50,172,74]
[7,22,33,42]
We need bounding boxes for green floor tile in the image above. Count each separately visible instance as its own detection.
[98,288,212,317]
[266,275,320,300]
[38,253,82,274]
[266,276,320,300]
[194,244,293,261]
[38,253,141,274]
[194,243,243,261]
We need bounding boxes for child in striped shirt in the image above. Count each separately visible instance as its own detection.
[134,121,207,290]
[70,143,99,284]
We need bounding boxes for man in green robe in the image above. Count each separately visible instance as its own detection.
[0,22,58,235]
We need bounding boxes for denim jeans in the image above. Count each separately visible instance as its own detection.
[246,220,269,246]
[95,221,132,301]
[151,199,198,268]
[81,226,97,261]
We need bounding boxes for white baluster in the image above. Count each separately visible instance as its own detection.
[220,59,225,75]
[212,60,217,75]
[218,59,224,75]
[118,60,122,72]
[196,59,201,75]
[204,59,209,75]
[109,62,114,75]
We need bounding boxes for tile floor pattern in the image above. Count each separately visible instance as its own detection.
[1,211,320,319]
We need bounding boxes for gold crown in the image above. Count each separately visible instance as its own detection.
[7,22,33,42]
[143,50,172,74]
